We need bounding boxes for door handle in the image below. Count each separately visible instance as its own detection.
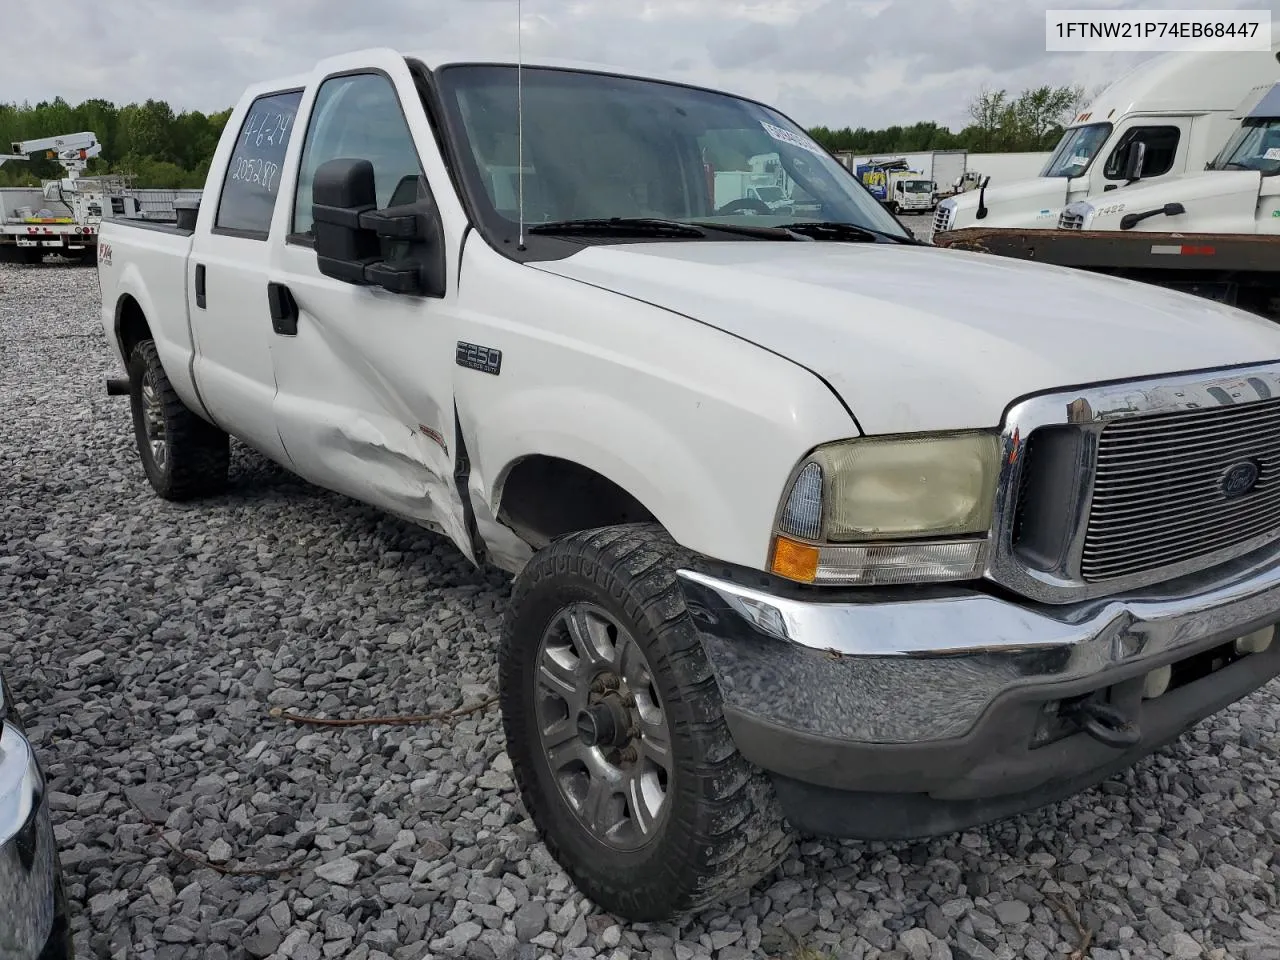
[195,264,206,309]
[266,282,299,336]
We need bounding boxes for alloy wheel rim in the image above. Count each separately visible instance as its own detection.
[534,602,673,851]
[140,373,167,469]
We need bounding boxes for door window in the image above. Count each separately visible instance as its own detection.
[215,90,303,238]
[291,73,427,237]
[1104,126,1181,180]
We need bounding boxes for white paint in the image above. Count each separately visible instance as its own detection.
[533,240,1280,435]
[94,46,1280,578]
[1068,170,1266,235]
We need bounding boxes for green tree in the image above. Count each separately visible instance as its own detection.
[0,94,223,187]
[808,81,1103,157]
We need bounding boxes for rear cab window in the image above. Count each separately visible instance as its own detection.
[214,90,304,239]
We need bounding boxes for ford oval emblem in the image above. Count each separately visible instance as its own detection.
[1221,460,1261,498]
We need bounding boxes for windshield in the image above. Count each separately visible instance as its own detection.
[433,64,908,243]
[753,186,784,202]
[903,180,931,193]
[1040,123,1113,178]
[1210,119,1280,174]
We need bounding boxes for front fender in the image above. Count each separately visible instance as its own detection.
[481,385,741,561]
[453,237,859,572]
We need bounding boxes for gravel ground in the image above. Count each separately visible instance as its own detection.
[3,253,1280,960]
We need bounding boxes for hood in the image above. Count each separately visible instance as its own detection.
[532,240,1280,435]
[1072,170,1262,232]
[944,178,1072,229]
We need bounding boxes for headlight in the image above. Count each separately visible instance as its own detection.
[771,432,1001,586]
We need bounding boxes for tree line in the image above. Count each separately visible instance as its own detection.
[808,84,1095,155]
[0,83,1092,189]
[0,97,230,189]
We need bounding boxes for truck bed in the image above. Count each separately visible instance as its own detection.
[96,215,199,403]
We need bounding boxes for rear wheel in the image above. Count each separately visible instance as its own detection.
[127,339,230,500]
[499,523,794,921]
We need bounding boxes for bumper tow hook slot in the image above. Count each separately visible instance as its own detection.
[1065,701,1141,749]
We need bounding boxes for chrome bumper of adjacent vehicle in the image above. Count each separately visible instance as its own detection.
[677,545,1280,748]
[0,722,62,960]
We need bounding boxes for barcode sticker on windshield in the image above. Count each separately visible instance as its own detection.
[760,121,827,158]
[1266,147,1280,160]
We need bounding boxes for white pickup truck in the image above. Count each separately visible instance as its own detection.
[97,46,1280,922]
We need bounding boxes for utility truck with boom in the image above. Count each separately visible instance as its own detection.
[96,46,1280,922]
[0,131,118,262]
[933,44,1280,235]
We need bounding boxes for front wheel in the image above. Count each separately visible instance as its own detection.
[499,523,794,921]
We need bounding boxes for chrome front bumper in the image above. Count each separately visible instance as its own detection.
[0,703,67,960]
[677,552,1280,837]
[678,544,1280,745]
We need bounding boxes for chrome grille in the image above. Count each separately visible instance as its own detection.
[1081,398,1280,582]
[1059,209,1085,230]
[932,204,954,234]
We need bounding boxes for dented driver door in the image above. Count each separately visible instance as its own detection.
[263,53,476,563]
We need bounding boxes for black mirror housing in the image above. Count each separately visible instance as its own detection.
[311,158,446,297]
[313,158,381,285]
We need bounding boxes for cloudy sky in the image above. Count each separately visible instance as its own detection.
[4,0,1277,130]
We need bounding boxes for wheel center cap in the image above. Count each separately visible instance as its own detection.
[576,698,628,748]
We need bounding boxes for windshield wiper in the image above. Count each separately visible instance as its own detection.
[775,221,917,244]
[685,221,812,241]
[527,217,707,238]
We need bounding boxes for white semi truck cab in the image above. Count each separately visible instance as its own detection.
[1060,80,1280,236]
[933,43,1280,235]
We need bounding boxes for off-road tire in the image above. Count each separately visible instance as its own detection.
[499,522,794,921]
[128,339,230,500]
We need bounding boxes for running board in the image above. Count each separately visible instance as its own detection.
[105,377,130,396]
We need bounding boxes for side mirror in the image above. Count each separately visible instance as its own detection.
[311,158,444,296]
[1123,141,1147,182]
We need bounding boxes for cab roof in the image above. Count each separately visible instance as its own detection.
[1071,42,1280,126]
[247,47,733,101]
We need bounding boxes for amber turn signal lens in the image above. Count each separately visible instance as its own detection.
[770,536,819,583]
